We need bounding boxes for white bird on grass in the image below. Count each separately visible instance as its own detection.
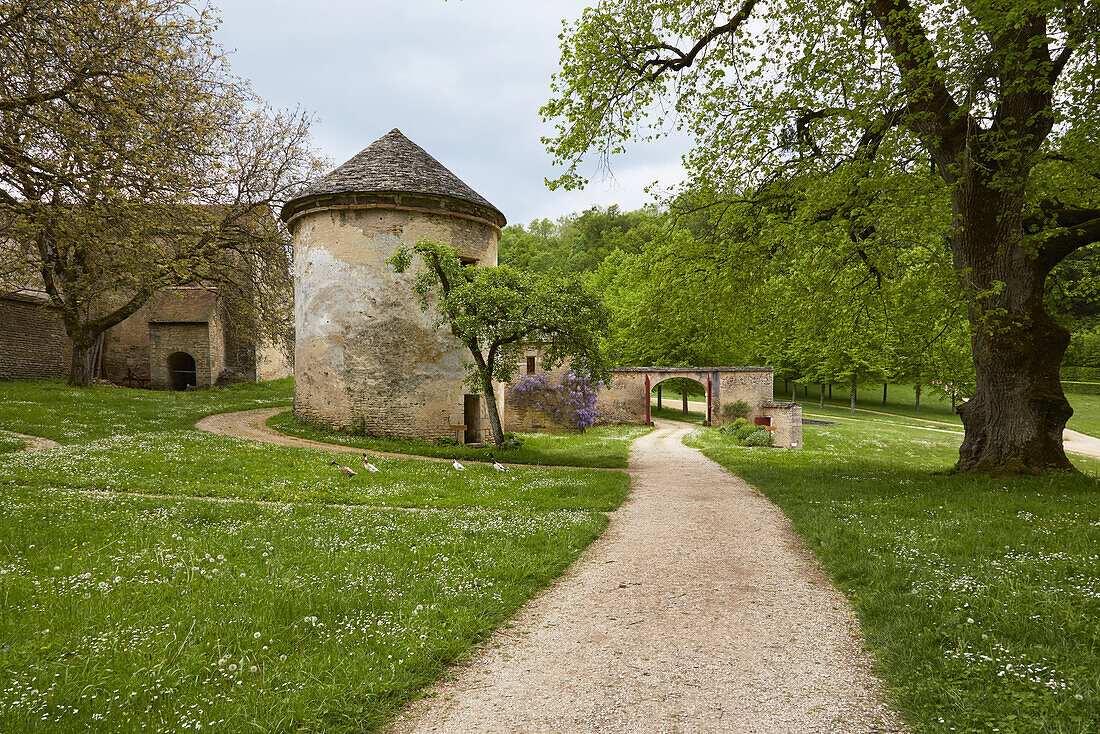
[451,454,465,471]
[362,454,380,473]
[488,453,507,472]
[330,460,357,477]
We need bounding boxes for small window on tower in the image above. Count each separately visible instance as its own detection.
[526,356,536,374]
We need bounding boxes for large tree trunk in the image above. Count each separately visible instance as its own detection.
[819,383,825,409]
[951,177,1074,475]
[914,383,921,409]
[850,376,857,413]
[68,333,99,388]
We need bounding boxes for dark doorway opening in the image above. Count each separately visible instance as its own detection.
[167,351,197,391]
[463,394,482,444]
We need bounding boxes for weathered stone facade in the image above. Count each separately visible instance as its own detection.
[0,286,287,388]
[0,294,72,380]
[283,129,506,440]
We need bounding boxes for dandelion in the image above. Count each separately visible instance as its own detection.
[228,664,237,672]
[966,618,974,624]
[1075,694,1084,701]
[253,632,261,639]
[279,654,287,662]
[249,665,257,673]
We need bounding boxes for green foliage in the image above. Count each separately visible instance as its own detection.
[741,429,776,447]
[543,0,1100,472]
[388,238,609,446]
[722,400,752,420]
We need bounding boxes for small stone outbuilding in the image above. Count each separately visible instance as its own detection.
[281,129,506,441]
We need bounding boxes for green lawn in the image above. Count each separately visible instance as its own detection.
[0,379,631,732]
[269,412,650,469]
[0,432,25,454]
[0,378,293,444]
[686,416,1100,733]
[788,381,1100,438]
[649,404,705,424]
[0,430,628,512]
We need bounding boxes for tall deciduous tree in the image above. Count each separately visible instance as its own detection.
[543,0,1100,474]
[387,239,609,447]
[0,0,322,385]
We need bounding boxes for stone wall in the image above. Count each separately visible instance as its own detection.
[291,204,500,438]
[149,323,212,389]
[762,401,803,448]
[714,369,775,426]
[501,347,580,433]
[594,373,650,425]
[0,295,71,380]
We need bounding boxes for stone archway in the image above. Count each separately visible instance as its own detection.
[649,374,713,424]
[167,351,196,391]
[594,366,804,448]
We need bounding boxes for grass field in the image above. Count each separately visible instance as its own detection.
[0,378,294,444]
[269,412,650,469]
[0,380,630,732]
[0,432,25,454]
[783,381,1100,437]
[649,404,705,424]
[686,412,1100,733]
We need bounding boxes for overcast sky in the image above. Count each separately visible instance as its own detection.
[214,0,689,227]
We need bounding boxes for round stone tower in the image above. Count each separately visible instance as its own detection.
[280,129,506,439]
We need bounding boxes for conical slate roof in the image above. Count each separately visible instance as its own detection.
[283,129,504,226]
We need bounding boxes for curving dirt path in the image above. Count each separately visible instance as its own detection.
[197,408,468,466]
[1,429,61,453]
[387,421,904,734]
[196,407,619,470]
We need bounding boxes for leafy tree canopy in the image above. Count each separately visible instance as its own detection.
[543,0,1100,474]
[388,238,609,446]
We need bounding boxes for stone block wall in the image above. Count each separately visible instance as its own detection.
[714,369,775,426]
[762,401,803,448]
[0,295,71,380]
[149,323,211,389]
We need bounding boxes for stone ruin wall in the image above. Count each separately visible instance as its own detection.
[292,205,500,438]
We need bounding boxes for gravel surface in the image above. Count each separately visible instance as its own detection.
[1,429,60,452]
[388,421,905,733]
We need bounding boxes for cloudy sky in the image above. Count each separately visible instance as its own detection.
[215,0,689,226]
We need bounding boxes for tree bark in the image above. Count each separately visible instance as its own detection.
[682,388,688,415]
[480,370,506,446]
[850,376,857,413]
[67,332,99,388]
[951,175,1074,475]
[883,382,888,405]
[914,383,921,409]
[819,383,825,409]
[791,382,797,402]
[657,383,662,409]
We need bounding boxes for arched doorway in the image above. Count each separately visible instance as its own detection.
[650,376,709,423]
[167,351,197,391]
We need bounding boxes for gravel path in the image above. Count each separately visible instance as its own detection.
[1,429,61,452]
[195,408,616,470]
[388,421,903,733]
